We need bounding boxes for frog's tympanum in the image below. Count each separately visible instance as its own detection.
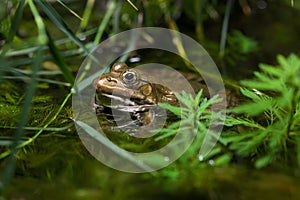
[93,62,178,128]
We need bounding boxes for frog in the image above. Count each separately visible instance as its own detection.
[93,62,239,131]
[93,62,178,127]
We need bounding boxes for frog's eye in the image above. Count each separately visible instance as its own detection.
[122,71,137,84]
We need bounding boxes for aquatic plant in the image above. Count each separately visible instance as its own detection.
[156,90,228,167]
[156,54,300,170]
[225,54,300,168]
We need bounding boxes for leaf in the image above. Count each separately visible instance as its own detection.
[201,146,222,160]
[241,79,283,92]
[240,88,261,101]
[259,63,282,77]
[277,54,291,71]
[194,89,203,104]
[267,124,286,149]
[8,0,25,42]
[226,54,300,168]
[0,47,44,191]
[73,119,154,172]
[158,102,181,116]
[225,116,264,129]
[235,131,269,156]
[254,71,274,83]
[231,99,273,116]
[93,1,116,44]
[47,29,74,85]
[155,122,193,141]
[221,131,257,144]
[0,136,26,146]
[255,155,273,168]
[214,153,232,166]
[126,0,139,11]
[203,95,222,109]
[276,87,293,109]
[34,0,89,54]
[2,75,70,86]
[0,56,7,83]
[175,91,193,108]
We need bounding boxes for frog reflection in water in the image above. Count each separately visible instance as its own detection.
[94,62,179,128]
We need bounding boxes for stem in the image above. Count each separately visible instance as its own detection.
[286,89,297,136]
[195,0,205,42]
[79,0,95,32]
[219,0,234,57]
[94,1,116,45]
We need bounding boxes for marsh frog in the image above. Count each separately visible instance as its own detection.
[93,62,237,130]
[94,62,180,128]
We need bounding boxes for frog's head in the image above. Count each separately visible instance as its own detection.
[94,62,177,106]
[94,62,178,128]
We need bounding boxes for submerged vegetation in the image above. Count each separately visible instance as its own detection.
[0,0,300,198]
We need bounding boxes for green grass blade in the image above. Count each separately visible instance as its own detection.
[112,1,121,33]
[28,0,47,44]
[12,68,62,76]
[0,124,73,132]
[79,0,95,32]
[57,0,83,20]
[0,55,7,82]
[2,76,71,86]
[47,29,74,85]
[0,137,28,146]
[94,1,116,44]
[0,47,43,192]
[126,0,138,11]
[73,119,154,172]
[219,0,233,57]
[8,0,25,42]
[34,0,89,54]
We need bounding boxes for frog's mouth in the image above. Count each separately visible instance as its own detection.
[96,90,156,110]
[99,93,155,112]
[94,90,165,129]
